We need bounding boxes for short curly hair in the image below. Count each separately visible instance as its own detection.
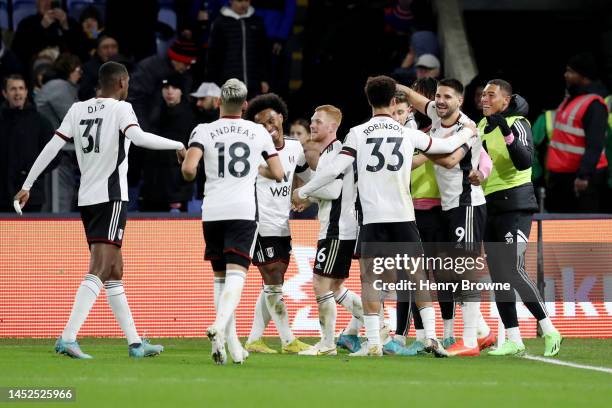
[244,93,289,122]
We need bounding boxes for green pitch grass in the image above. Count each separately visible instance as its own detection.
[0,338,610,408]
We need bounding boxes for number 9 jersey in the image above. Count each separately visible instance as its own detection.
[55,98,140,206]
[188,116,279,222]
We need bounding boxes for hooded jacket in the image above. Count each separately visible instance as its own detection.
[207,6,269,94]
[483,94,538,214]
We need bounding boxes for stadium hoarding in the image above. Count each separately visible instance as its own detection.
[1,217,611,338]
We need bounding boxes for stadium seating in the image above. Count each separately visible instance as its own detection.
[12,0,36,29]
[158,0,177,31]
[0,0,9,30]
[67,0,106,22]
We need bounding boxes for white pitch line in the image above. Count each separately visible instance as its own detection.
[523,354,612,374]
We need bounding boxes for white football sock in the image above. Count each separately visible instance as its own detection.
[443,318,455,339]
[214,270,246,332]
[335,287,364,322]
[226,312,241,349]
[364,314,381,347]
[264,284,294,345]
[415,329,426,342]
[61,274,102,343]
[394,334,406,346]
[461,302,479,349]
[213,276,225,310]
[105,280,141,345]
[477,311,490,337]
[335,287,364,335]
[538,317,557,336]
[247,289,270,344]
[507,327,524,346]
[344,317,362,336]
[316,291,337,348]
[419,306,436,339]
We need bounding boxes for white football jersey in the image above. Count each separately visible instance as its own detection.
[341,115,436,225]
[189,117,278,222]
[256,137,307,237]
[55,98,138,206]
[426,102,485,210]
[316,140,358,240]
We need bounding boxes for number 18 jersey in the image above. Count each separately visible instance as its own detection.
[55,98,139,206]
[189,117,278,222]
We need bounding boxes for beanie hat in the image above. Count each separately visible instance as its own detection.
[167,39,198,65]
[567,52,599,80]
[161,72,186,92]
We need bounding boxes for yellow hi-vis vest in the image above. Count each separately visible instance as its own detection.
[411,158,440,199]
[478,115,532,196]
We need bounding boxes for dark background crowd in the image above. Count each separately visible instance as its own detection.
[1,0,611,214]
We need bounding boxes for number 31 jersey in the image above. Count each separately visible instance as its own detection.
[189,117,278,222]
[55,98,139,206]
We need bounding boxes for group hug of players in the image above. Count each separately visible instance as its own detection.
[15,61,562,364]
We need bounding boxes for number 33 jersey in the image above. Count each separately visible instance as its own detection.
[189,117,278,222]
[341,114,433,225]
[55,98,139,206]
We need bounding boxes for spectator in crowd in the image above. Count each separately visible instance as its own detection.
[392,31,439,85]
[546,52,609,213]
[289,118,319,170]
[140,74,195,212]
[288,118,318,220]
[0,75,55,212]
[126,38,197,209]
[0,34,24,91]
[35,53,81,128]
[128,38,198,132]
[79,35,120,100]
[191,82,221,124]
[35,53,81,212]
[463,75,487,123]
[253,0,296,96]
[79,5,105,57]
[414,53,440,79]
[105,0,158,62]
[11,0,87,68]
[208,0,270,96]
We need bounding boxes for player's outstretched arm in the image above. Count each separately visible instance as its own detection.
[181,146,203,182]
[426,145,469,169]
[15,135,67,209]
[413,122,477,155]
[265,155,285,182]
[124,126,185,151]
[295,153,353,201]
[412,153,429,169]
[396,83,430,115]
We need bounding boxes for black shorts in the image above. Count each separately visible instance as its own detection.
[253,235,292,266]
[79,201,127,248]
[313,239,356,280]
[441,204,487,253]
[203,220,258,270]
[357,221,423,258]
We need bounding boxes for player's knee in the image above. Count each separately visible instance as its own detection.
[312,275,330,295]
